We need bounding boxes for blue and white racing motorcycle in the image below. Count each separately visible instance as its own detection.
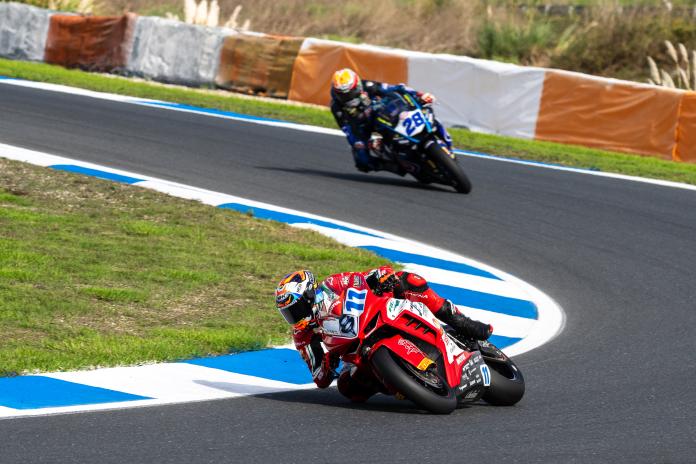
[370,92,472,194]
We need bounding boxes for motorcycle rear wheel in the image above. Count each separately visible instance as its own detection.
[371,347,457,414]
[426,143,472,194]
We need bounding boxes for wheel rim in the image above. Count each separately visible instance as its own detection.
[399,359,449,396]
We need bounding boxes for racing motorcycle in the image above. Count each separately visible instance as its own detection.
[369,91,472,194]
[318,284,525,414]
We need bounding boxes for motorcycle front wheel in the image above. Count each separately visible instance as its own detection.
[479,341,525,406]
[426,143,472,194]
[371,347,457,414]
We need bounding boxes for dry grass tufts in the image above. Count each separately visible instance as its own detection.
[648,40,695,90]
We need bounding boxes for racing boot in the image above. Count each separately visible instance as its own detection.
[436,299,493,341]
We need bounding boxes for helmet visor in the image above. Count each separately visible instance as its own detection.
[336,82,363,105]
[278,297,313,325]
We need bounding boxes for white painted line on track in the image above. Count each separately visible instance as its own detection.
[455,149,696,192]
[2,76,696,192]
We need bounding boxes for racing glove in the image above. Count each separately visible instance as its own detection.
[366,267,400,296]
[417,92,436,106]
[368,134,383,154]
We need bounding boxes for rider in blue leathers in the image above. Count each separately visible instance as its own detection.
[330,68,453,173]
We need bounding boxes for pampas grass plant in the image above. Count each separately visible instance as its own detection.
[47,0,93,13]
[648,40,695,90]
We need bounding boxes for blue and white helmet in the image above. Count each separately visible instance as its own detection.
[275,270,317,326]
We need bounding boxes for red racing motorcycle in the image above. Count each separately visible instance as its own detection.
[318,286,525,414]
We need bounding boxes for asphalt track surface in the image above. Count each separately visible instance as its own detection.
[1,84,695,464]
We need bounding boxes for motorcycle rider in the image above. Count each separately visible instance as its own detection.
[275,267,493,402]
[330,68,453,174]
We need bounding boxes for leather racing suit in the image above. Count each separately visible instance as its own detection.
[292,266,492,402]
[330,81,453,172]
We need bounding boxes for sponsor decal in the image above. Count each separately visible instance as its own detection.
[456,352,471,366]
[353,274,362,288]
[408,302,426,316]
[339,315,358,337]
[397,337,423,356]
[416,358,434,371]
[480,364,491,387]
[386,298,406,320]
[276,293,293,307]
[464,387,480,400]
[322,317,358,339]
[443,333,464,363]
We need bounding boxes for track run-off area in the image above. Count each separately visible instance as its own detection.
[0,78,695,463]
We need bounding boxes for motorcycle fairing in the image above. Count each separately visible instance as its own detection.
[370,334,435,371]
[455,351,488,402]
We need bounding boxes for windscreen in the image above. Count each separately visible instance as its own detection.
[374,92,412,125]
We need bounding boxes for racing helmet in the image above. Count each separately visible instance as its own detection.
[331,68,364,105]
[275,270,318,326]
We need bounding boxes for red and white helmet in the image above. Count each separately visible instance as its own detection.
[331,68,364,104]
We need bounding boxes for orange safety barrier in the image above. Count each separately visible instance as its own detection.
[44,13,136,72]
[216,34,303,99]
[288,40,408,106]
[535,70,683,160]
[674,92,696,163]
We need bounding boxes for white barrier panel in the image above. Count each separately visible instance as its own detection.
[0,2,53,62]
[127,16,227,85]
[407,53,546,138]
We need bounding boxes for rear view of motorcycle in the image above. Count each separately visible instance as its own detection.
[370,92,472,194]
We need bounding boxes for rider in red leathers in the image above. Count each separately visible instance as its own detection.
[275,267,493,402]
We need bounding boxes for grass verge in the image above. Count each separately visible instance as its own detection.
[3,58,696,186]
[0,158,388,376]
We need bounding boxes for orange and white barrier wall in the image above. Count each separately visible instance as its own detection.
[287,38,694,162]
[0,3,693,163]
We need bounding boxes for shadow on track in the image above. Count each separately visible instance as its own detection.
[195,380,437,415]
[258,166,454,193]
[255,388,436,415]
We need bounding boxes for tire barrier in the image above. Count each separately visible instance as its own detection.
[0,2,53,61]
[535,69,684,159]
[216,33,303,98]
[45,13,136,72]
[0,2,695,163]
[127,16,226,85]
[675,93,696,163]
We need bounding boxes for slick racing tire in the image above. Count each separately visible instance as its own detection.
[371,347,457,414]
[426,143,472,194]
[479,341,525,406]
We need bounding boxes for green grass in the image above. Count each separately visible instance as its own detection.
[2,58,695,185]
[0,158,388,376]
